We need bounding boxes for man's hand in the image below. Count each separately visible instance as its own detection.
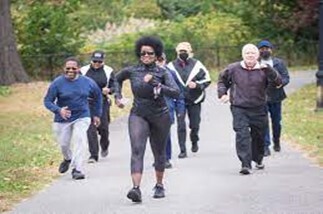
[219,95,230,103]
[115,98,125,109]
[59,106,71,120]
[93,116,101,127]
[260,63,268,69]
[102,87,111,95]
[188,81,197,89]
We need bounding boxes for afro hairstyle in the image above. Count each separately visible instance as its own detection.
[135,36,164,58]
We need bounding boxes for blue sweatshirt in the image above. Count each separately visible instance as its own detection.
[44,74,102,123]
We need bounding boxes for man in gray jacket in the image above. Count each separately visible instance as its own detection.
[217,44,282,175]
[258,40,290,156]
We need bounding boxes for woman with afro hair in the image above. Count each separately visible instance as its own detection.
[115,36,180,202]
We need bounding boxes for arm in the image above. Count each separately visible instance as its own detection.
[194,61,211,90]
[44,82,60,114]
[275,59,290,87]
[217,68,231,99]
[263,65,282,87]
[89,79,103,118]
[160,69,180,99]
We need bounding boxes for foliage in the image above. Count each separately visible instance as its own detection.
[156,0,216,21]
[13,1,84,79]
[283,84,323,165]
[97,12,251,70]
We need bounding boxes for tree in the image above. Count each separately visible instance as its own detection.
[0,0,29,85]
[14,1,84,79]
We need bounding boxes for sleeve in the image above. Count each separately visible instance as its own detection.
[277,59,290,87]
[107,71,118,94]
[194,61,211,90]
[89,79,103,117]
[43,81,61,114]
[264,65,282,86]
[160,69,180,99]
[114,67,131,99]
[217,67,231,98]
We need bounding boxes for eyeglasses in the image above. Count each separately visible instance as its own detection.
[140,51,155,56]
[92,60,103,64]
[65,67,78,71]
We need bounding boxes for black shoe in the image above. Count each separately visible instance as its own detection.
[264,147,271,157]
[273,144,281,152]
[88,156,98,163]
[58,159,71,173]
[178,152,187,159]
[255,163,265,170]
[239,167,252,175]
[127,186,142,203]
[191,142,199,153]
[153,183,165,198]
[72,169,85,180]
[165,160,172,169]
[101,149,108,158]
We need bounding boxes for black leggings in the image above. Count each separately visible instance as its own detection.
[128,112,171,173]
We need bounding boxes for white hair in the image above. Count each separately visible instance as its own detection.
[241,43,259,57]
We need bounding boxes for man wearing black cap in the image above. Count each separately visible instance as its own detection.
[258,40,290,156]
[80,50,118,163]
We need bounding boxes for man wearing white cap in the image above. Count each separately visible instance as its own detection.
[168,42,211,158]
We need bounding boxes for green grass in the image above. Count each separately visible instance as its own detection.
[0,111,60,212]
[283,84,323,165]
[0,86,11,97]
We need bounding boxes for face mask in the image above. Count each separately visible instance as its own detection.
[260,50,271,59]
[179,52,189,61]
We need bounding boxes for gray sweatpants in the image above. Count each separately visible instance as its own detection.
[53,117,91,173]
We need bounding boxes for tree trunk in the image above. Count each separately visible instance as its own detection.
[0,0,29,85]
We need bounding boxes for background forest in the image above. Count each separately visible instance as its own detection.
[10,0,319,79]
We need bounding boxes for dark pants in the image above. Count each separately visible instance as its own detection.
[174,99,187,153]
[265,102,282,147]
[166,134,172,161]
[129,112,171,173]
[87,98,110,159]
[176,102,201,152]
[187,103,201,143]
[231,106,267,168]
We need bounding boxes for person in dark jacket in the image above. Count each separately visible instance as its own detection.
[156,53,186,169]
[257,40,290,156]
[80,50,118,163]
[115,36,180,202]
[44,57,102,180]
[167,42,211,158]
[217,44,282,175]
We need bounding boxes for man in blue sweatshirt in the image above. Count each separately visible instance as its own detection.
[44,57,102,180]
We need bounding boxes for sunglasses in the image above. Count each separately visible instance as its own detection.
[65,67,78,71]
[92,60,103,64]
[140,51,155,56]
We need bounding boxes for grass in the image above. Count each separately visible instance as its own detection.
[0,81,132,213]
[283,83,323,165]
[0,86,11,97]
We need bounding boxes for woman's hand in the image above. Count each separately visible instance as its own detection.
[144,74,153,83]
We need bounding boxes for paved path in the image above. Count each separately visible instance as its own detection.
[8,71,322,214]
